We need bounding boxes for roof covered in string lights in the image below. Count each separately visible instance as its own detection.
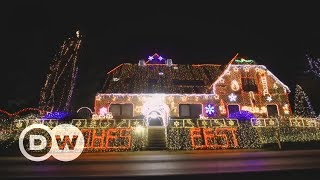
[101,53,224,94]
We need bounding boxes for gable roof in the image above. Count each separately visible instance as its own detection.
[101,63,223,94]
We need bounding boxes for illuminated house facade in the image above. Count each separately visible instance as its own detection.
[94,53,292,127]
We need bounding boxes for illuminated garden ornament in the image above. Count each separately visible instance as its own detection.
[99,107,108,116]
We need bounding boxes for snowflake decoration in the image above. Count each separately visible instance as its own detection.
[228,93,237,102]
[233,67,239,72]
[205,104,215,116]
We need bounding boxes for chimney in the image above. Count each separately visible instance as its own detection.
[138,59,146,66]
[166,59,173,66]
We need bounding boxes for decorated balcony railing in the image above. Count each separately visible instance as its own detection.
[288,117,318,127]
[168,119,239,128]
[250,118,279,127]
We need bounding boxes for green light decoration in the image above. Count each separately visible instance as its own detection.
[234,59,255,64]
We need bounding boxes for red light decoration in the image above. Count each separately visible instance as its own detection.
[0,108,46,117]
[80,128,132,151]
[190,127,239,149]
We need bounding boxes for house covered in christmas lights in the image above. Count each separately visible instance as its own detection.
[93,53,292,127]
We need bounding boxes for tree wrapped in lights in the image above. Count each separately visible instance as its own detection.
[294,84,316,117]
[306,53,320,78]
[39,31,82,112]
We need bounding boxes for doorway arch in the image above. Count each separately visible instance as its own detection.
[142,102,169,127]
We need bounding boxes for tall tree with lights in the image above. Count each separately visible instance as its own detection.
[294,84,316,117]
[39,31,82,112]
[306,53,320,78]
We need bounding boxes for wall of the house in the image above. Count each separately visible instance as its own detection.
[213,64,292,118]
[95,65,292,119]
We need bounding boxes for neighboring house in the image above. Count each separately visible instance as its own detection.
[94,53,292,127]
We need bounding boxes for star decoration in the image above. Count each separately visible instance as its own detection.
[266,96,272,102]
[228,93,237,102]
[148,56,154,60]
[158,56,163,61]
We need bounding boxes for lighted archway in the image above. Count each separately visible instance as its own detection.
[142,98,170,127]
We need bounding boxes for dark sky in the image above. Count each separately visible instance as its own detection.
[0,1,319,113]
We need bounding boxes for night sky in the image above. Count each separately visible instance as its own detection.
[0,1,319,113]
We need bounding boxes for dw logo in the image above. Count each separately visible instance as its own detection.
[19,124,84,162]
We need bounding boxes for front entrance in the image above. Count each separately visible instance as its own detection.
[147,111,163,126]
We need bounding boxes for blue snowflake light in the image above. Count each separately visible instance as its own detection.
[205,104,215,117]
